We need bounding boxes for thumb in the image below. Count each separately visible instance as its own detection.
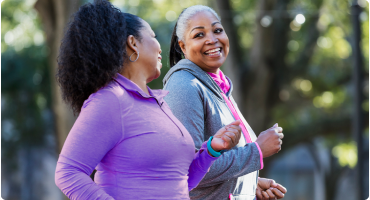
[272,123,278,128]
[270,179,278,188]
[228,120,241,126]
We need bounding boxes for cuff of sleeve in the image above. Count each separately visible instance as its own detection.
[199,140,219,171]
[254,142,264,170]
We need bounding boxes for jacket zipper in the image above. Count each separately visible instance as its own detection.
[139,94,184,136]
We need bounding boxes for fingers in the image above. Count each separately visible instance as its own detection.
[266,188,276,198]
[222,130,237,145]
[277,146,281,154]
[226,126,239,135]
[256,188,263,199]
[227,125,242,137]
[221,134,233,148]
[277,132,284,139]
[262,191,269,199]
[227,120,241,126]
[271,188,285,199]
[273,127,283,133]
[226,125,241,141]
[276,184,287,193]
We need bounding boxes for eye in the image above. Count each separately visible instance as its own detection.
[215,28,223,33]
[194,32,204,38]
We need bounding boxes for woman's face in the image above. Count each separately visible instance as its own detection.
[136,20,162,82]
[179,11,229,73]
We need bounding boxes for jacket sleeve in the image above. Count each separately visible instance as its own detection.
[55,90,122,200]
[164,72,261,188]
[187,141,218,191]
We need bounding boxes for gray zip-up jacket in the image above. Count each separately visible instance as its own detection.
[163,59,262,200]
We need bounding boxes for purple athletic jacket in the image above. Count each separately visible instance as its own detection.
[55,73,218,200]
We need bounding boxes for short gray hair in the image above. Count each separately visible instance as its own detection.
[176,5,221,41]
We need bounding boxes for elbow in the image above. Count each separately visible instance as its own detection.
[55,161,70,191]
[54,162,63,189]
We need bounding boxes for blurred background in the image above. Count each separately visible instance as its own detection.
[1,0,369,199]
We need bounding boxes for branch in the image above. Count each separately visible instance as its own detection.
[287,0,323,81]
[282,113,369,150]
[34,0,56,46]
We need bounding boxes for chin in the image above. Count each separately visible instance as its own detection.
[153,71,161,81]
[206,61,224,68]
[205,56,226,65]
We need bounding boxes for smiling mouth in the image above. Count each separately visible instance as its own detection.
[204,47,222,56]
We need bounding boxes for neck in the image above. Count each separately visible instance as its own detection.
[208,68,220,74]
[187,59,220,74]
[201,67,220,74]
[120,64,149,95]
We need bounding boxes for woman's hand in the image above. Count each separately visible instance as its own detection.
[255,123,284,158]
[256,177,287,200]
[210,120,242,152]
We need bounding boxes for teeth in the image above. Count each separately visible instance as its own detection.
[205,48,221,54]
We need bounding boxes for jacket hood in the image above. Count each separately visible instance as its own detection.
[163,59,233,100]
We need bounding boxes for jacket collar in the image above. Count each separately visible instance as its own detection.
[163,59,234,99]
[113,73,168,103]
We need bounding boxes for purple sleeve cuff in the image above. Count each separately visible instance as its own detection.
[188,140,218,191]
[254,142,264,170]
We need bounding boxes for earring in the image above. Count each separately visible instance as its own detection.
[129,52,139,62]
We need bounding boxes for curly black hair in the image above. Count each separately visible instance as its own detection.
[57,0,143,114]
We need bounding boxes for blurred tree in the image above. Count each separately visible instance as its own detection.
[34,0,80,152]
[1,0,60,199]
[2,0,368,199]
[213,0,369,199]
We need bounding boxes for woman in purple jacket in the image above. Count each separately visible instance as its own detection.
[54,1,242,199]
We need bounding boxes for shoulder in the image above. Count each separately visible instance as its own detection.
[165,70,204,92]
[167,70,196,83]
[164,71,205,104]
[81,80,128,111]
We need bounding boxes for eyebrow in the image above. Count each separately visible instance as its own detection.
[190,22,221,33]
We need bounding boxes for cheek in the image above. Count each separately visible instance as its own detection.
[221,36,230,54]
[188,42,204,57]
[142,42,157,61]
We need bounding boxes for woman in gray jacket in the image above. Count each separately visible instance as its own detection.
[163,5,287,200]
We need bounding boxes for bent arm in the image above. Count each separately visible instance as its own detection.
[164,73,261,188]
[187,141,218,191]
[55,90,122,200]
[56,156,114,200]
[199,143,261,187]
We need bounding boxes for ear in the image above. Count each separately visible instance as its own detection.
[126,35,139,56]
[178,40,186,56]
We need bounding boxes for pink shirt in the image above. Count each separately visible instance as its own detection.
[207,70,264,170]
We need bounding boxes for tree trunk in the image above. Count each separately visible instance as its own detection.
[34,0,79,152]
[243,0,277,134]
[214,0,245,105]
[215,0,280,134]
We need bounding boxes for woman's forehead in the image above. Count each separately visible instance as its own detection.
[141,19,154,33]
[187,11,220,28]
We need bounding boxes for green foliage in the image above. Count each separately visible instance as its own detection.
[1,0,53,162]
[1,0,368,198]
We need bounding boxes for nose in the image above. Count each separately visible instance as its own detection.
[205,34,218,45]
[159,49,162,54]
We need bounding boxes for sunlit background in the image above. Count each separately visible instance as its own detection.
[1,0,369,199]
